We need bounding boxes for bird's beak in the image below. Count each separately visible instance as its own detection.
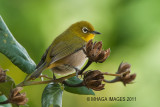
[90,31,101,34]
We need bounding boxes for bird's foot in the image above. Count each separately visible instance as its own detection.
[75,68,84,79]
[53,72,56,80]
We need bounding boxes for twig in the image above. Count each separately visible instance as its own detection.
[103,72,121,77]
[78,60,92,75]
[16,73,76,87]
[103,78,119,83]
[39,75,53,79]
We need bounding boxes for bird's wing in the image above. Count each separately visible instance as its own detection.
[36,36,86,69]
[35,45,50,69]
[49,36,85,65]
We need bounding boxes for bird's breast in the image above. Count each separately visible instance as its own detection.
[51,49,87,75]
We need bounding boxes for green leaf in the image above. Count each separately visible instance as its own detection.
[0,76,15,98]
[0,95,12,107]
[0,16,36,74]
[64,76,95,95]
[42,83,63,107]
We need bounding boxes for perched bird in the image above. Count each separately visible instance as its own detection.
[29,21,100,79]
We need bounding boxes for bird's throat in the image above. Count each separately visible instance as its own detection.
[82,34,95,42]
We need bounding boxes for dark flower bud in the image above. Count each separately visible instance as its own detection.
[122,73,136,85]
[83,70,105,91]
[97,48,110,63]
[9,87,28,105]
[117,62,131,74]
[0,67,6,83]
[116,63,136,86]
[84,39,110,63]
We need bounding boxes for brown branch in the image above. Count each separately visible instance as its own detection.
[0,100,9,105]
[16,73,76,87]
[103,72,121,77]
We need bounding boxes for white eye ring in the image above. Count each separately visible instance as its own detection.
[82,27,88,33]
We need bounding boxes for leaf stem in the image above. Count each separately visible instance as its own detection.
[62,81,84,87]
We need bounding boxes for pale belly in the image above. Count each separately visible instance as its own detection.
[51,49,87,75]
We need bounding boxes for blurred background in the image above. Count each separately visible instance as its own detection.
[0,0,160,107]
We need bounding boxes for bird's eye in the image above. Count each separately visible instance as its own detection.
[82,27,88,33]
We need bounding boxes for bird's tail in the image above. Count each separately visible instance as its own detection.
[28,62,47,80]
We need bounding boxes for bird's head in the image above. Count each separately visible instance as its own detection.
[68,21,100,42]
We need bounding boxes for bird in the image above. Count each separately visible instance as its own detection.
[29,21,100,80]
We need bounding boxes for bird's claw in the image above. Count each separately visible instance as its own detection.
[76,71,83,78]
[76,71,79,78]
[76,72,83,79]
[75,68,83,78]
